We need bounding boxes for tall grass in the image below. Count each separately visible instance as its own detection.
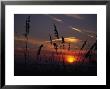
[37,44,43,62]
[37,44,43,56]
[80,40,87,50]
[85,40,97,60]
[49,34,53,45]
[53,24,59,39]
[21,17,97,72]
[62,36,65,49]
[53,43,58,54]
[24,16,30,65]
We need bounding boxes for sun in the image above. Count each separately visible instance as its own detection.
[66,55,76,63]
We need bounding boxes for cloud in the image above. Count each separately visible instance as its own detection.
[53,17,63,22]
[64,37,80,43]
[65,14,84,20]
[45,14,63,22]
[69,26,96,38]
[82,29,96,38]
[15,36,80,47]
[15,35,82,53]
[71,27,82,33]
[88,35,94,38]
[15,36,44,46]
[83,29,96,35]
[45,37,80,43]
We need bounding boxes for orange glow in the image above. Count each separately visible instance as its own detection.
[45,37,79,43]
[66,55,76,63]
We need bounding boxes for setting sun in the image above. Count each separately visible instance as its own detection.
[66,55,76,63]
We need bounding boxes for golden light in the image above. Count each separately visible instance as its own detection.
[45,37,79,44]
[66,55,76,63]
[65,37,79,43]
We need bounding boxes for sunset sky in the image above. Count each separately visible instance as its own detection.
[14,14,97,51]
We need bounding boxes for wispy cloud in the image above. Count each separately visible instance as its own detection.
[15,35,79,47]
[69,26,96,38]
[83,29,96,38]
[53,17,63,22]
[45,37,80,43]
[65,14,84,20]
[45,14,63,22]
[87,35,94,38]
[15,36,44,45]
[70,26,82,33]
[15,35,81,52]
[83,29,96,35]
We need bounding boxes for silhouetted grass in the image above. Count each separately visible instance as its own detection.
[15,18,97,76]
[24,16,30,65]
